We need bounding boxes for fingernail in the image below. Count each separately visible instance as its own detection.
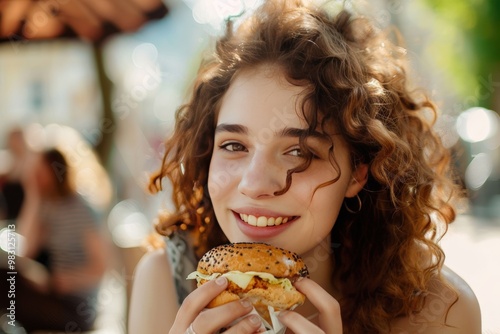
[215,276,227,286]
[240,299,252,308]
[249,314,261,325]
[278,310,289,319]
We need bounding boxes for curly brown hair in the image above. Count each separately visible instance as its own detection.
[150,0,461,332]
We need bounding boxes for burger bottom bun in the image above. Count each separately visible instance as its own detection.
[207,283,305,324]
[207,290,240,308]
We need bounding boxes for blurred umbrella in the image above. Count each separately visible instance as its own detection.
[0,0,168,166]
[0,0,168,43]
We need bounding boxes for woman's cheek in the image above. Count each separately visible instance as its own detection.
[207,170,220,200]
[208,159,242,198]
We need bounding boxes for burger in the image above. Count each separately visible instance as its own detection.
[187,242,309,324]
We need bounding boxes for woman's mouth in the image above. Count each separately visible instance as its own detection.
[238,213,296,227]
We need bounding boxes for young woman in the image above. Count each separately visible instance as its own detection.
[2,148,109,332]
[129,0,481,333]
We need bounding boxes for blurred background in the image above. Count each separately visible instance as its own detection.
[0,0,498,333]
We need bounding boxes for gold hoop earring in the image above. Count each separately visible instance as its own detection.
[344,194,362,214]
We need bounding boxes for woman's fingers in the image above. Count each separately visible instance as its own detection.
[169,277,228,333]
[278,310,324,333]
[288,278,343,334]
[208,313,262,334]
[170,276,340,334]
[191,299,261,334]
[180,277,228,319]
[169,276,261,334]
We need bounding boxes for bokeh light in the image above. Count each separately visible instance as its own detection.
[107,199,152,248]
[0,228,26,256]
[465,152,493,190]
[456,107,499,143]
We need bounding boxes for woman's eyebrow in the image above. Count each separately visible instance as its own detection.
[215,123,326,140]
[215,123,248,134]
[279,127,325,140]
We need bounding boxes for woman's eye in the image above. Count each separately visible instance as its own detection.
[220,142,247,152]
[286,146,321,159]
[286,148,303,157]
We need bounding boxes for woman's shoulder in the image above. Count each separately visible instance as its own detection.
[129,248,179,332]
[437,266,481,330]
[133,232,197,300]
[131,248,173,294]
[390,266,481,333]
[135,248,171,275]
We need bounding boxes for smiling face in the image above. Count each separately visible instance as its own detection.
[208,66,366,256]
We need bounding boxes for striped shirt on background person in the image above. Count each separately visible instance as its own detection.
[40,194,101,284]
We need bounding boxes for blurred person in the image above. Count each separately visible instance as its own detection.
[0,148,109,332]
[0,127,30,221]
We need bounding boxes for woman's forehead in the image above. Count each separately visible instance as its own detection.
[218,68,308,126]
[215,65,343,142]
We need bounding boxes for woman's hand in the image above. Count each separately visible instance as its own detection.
[169,276,263,334]
[278,278,343,334]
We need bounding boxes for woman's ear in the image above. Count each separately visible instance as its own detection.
[345,163,368,198]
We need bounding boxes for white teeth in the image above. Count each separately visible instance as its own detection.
[248,215,257,226]
[239,214,293,227]
[257,216,268,227]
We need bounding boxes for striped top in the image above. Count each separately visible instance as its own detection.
[40,194,99,272]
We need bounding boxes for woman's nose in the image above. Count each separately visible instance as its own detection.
[237,153,285,199]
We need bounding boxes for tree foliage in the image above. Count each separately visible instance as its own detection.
[421,0,500,110]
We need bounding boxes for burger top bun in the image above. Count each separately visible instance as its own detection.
[197,242,309,278]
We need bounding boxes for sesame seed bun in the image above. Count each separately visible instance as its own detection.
[197,242,309,278]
